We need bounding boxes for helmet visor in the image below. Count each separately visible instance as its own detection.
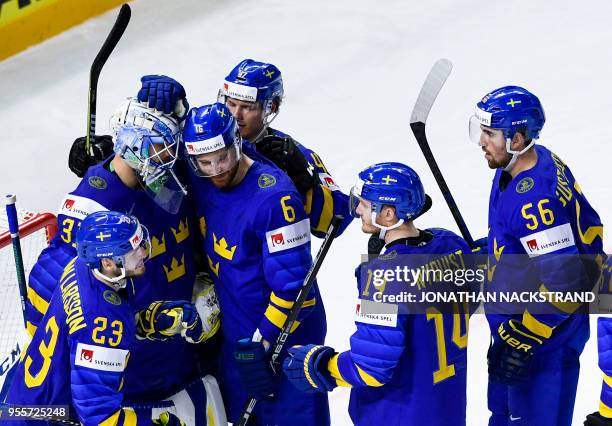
[187,142,241,178]
[349,185,371,219]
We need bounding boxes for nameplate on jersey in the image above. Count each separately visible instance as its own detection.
[519,223,575,257]
[185,135,226,155]
[74,342,128,372]
[319,173,340,191]
[355,299,398,327]
[58,195,107,220]
[223,81,258,102]
[266,219,310,253]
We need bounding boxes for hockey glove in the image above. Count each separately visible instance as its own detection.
[153,412,185,426]
[256,135,318,195]
[137,75,189,119]
[193,272,221,341]
[283,344,337,394]
[135,300,217,344]
[488,319,546,385]
[234,339,276,400]
[585,412,612,426]
[472,236,489,254]
[68,135,114,178]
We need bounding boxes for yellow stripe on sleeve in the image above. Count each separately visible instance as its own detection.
[538,284,582,314]
[604,374,612,389]
[270,292,294,309]
[327,353,351,388]
[99,410,121,426]
[355,364,384,387]
[122,408,137,426]
[522,310,554,339]
[26,321,37,338]
[600,400,612,419]
[264,305,300,332]
[313,185,334,233]
[304,188,314,215]
[27,286,49,315]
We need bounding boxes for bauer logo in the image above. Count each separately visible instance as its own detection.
[520,223,575,257]
[75,343,128,372]
[266,219,310,253]
[58,195,107,220]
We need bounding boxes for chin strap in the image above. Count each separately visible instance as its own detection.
[503,138,535,173]
[93,268,127,291]
[371,211,404,241]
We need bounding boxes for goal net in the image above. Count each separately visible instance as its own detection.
[0,208,57,396]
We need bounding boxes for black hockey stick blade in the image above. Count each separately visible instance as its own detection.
[409,59,476,248]
[86,3,131,150]
[236,215,344,426]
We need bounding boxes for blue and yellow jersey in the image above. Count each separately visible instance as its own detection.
[327,229,470,426]
[598,259,612,418]
[190,159,325,345]
[486,144,604,348]
[243,128,352,238]
[5,258,156,426]
[26,159,199,400]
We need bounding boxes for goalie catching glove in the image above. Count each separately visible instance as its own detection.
[488,319,548,385]
[136,277,220,343]
[152,412,185,426]
[255,135,318,195]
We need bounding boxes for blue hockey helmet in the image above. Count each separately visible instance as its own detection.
[182,103,242,177]
[350,162,431,232]
[76,211,151,286]
[469,86,545,143]
[111,98,187,214]
[218,59,284,128]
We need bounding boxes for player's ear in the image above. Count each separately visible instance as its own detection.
[380,205,397,225]
[271,98,280,114]
[511,131,527,150]
[100,257,114,271]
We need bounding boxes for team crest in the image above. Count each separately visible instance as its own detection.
[516,177,534,193]
[88,176,108,190]
[258,174,277,188]
[103,290,121,306]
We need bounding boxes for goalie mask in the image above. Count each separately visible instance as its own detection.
[111,98,187,213]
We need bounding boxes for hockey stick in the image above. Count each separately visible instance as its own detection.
[409,59,475,248]
[4,195,28,328]
[236,215,344,426]
[85,3,131,155]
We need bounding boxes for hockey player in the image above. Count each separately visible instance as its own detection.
[282,162,472,426]
[137,62,352,239]
[181,102,329,424]
[22,98,223,421]
[5,211,185,426]
[585,258,612,426]
[469,86,605,425]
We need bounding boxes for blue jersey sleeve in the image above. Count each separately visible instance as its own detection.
[254,190,317,343]
[329,315,407,388]
[598,316,612,418]
[27,188,109,335]
[295,143,352,238]
[507,193,585,337]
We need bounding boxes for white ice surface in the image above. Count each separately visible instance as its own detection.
[1,0,610,424]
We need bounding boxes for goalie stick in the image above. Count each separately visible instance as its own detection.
[236,215,344,426]
[409,59,476,248]
[85,3,131,155]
